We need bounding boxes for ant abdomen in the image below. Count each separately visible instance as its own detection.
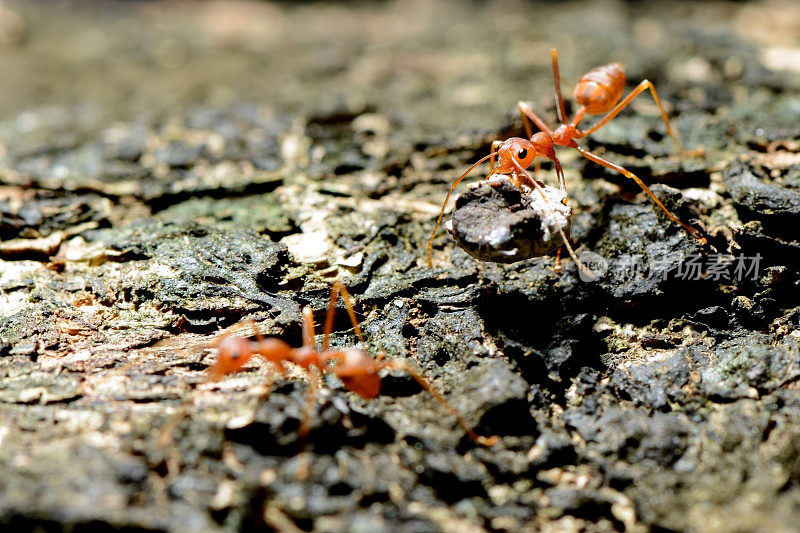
[333,349,381,399]
[574,62,625,115]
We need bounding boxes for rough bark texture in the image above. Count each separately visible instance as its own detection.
[1,1,799,531]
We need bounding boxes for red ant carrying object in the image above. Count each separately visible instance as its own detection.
[208,281,497,447]
[427,48,706,270]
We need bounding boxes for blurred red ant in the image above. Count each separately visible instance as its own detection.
[427,48,705,269]
[208,281,497,448]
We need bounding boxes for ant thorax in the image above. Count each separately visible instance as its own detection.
[445,174,571,263]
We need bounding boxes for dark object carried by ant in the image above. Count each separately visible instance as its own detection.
[208,281,497,447]
[446,175,570,263]
[427,48,706,271]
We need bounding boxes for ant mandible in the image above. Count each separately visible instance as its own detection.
[427,48,706,269]
[208,281,497,447]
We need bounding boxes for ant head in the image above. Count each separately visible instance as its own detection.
[209,337,254,380]
[492,137,536,175]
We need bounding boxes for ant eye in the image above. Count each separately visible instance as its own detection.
[518,148,528,160]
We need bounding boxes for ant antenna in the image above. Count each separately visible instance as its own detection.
[427,151,498,268]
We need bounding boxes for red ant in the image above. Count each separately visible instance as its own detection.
[427,48,706,270]
[208,281,497,448]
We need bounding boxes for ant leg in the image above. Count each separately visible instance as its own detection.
[379,359,497,446]
[529,157,566,195]
[298,367,321,440]
[578,80,700,156]
[550,49,567,124]
[518,102,566,191]
[574,146,706,243]
[296,366,321,480]
[552,157,567,193]
[302,306,316,349]
[321,284,340,352]
[336,283,366,345]
[512,159,594,280]
[322,282,365,352]
[554,246,563,274]
[518,101,553,138]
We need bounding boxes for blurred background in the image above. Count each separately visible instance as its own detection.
[1,0,798,136]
